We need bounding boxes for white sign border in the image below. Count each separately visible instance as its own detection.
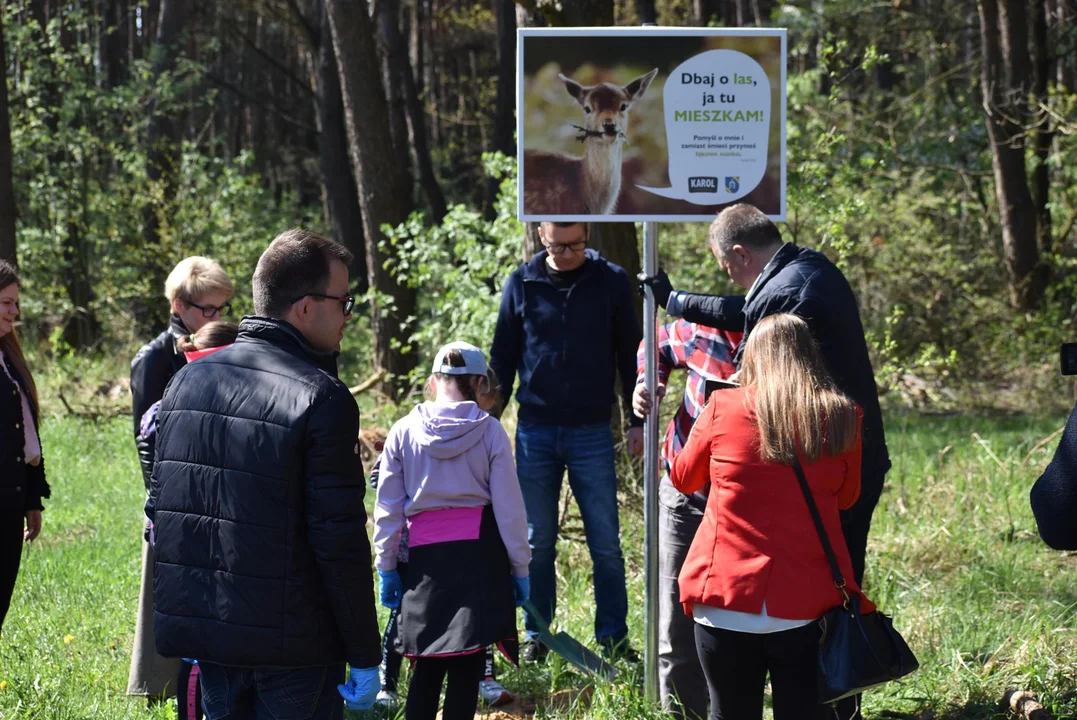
[516,27,787,223]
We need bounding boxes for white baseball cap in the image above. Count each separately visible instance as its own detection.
[432,341,489,376]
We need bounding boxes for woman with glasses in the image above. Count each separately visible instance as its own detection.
[128,256,233,714]
[0,260,49,637]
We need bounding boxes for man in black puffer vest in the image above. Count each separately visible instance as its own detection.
[147,230,381,718]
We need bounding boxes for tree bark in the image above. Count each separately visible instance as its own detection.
[0,11,16,266]
[484,0,516,219]
[635,0,658,24]
[140,0,191,331]
[977,0,1048,309]
[101,0,130,88]
[325,0,418,397]
[378,0,447,222]
[694,0,720,25]
[314,0,368,292]
[1031,0,1053,257]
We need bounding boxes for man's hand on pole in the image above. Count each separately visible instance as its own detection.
[637,269,673,309]
[633,382,665,419]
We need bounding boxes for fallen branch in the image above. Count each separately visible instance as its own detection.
[57,389,129,420]
[1023,426,1066,465]
[972,432,1007,470]
[349,370,387,397]
[1003,689,1054,720]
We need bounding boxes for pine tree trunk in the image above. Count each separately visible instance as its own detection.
[140,0,191,331]
[977,0,1048,309]
[484,0,516,219]
[325,0,418,397]
[0,11,16,266]
[314,0,368,292]
[378,0,447,222]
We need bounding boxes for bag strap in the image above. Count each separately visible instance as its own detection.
[790,455,851,606]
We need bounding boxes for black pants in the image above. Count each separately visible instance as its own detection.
[694,623,828,720]
[405,652,485,720]
[0,511,23,635]
[841,472,884,587]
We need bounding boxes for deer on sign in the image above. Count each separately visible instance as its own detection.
[524,69,659,216]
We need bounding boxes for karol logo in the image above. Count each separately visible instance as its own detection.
[725,177,740,193]
[688,176,718,193]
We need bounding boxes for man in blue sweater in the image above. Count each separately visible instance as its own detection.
[490,221,643,662]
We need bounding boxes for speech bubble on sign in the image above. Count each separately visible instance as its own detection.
[637,50,771,205]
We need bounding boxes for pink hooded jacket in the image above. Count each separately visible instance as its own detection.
[373,400,530,577]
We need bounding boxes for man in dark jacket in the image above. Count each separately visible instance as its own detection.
[147,230,381,718]
[489,221,643,662]
[1031,404,1077,550]
[644,204,890,586]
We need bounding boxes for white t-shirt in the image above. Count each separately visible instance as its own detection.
[693,601,815,634]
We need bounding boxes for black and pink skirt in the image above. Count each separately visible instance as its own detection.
[394,504,519,666]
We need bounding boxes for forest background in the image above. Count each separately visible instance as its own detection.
[1,0,1075,415]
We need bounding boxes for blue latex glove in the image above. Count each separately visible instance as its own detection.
[379,569,402,609]
[337,666,380,711]
[512,575,530,607]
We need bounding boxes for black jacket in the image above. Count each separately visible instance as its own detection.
[1031,405,1077,550]
[147,317,382,669]
[131,316,189,489]
[675,243,891,482]
[0,353,49,513]
[489,249,643,427]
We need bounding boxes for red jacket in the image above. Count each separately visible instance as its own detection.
[670,386,875,620]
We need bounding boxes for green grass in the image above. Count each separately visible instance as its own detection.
[2,411,1076,719]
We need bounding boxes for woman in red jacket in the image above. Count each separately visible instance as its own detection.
[671,313,874,720]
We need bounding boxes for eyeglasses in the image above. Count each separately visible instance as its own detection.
[296,293,355,316]
[543,240,587,255]
[187,301,231,318]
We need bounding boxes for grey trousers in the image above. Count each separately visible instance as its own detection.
[658,477,709,720]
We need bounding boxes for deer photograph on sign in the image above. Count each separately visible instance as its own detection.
[518,28,787,222]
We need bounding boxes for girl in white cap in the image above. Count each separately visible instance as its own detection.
[367,342,530,720]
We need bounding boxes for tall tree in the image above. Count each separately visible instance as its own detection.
[141,0,191,331]
[0,10,15,266]
[977,0,1049,309]
[325,0,418,396]
[377,0,447,222]
[313,0,368,292]
[484,0,516,219]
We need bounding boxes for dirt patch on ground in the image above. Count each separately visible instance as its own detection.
[438,686,594,719]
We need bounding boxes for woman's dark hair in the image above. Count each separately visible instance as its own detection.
[0,260,39,417]
[175,321,240,353]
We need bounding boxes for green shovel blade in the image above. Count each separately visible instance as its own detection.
[522,601,617,681]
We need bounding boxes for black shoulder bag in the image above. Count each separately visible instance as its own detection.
[791,456,919,704]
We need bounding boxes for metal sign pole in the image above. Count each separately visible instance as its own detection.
[642,220,660,704]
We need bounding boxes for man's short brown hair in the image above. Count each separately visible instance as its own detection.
[708,204,783,258]
[253,229,353,319]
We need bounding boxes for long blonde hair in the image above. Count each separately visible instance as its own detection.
[0,261,39,418]
[739,314,858,464]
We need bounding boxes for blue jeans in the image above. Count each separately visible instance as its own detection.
[516,421,629,646]
[198,663,345,720]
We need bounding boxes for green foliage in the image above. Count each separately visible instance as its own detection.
[381,153,523,388]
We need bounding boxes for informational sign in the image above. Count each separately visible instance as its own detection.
[517,28,786,222]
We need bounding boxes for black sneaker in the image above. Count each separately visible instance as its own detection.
[600,639,641,664]
[522,640,549,663]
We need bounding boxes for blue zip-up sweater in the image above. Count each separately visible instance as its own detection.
[490,249,643,427]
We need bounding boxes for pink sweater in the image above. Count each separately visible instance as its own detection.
[373,401,530,577]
